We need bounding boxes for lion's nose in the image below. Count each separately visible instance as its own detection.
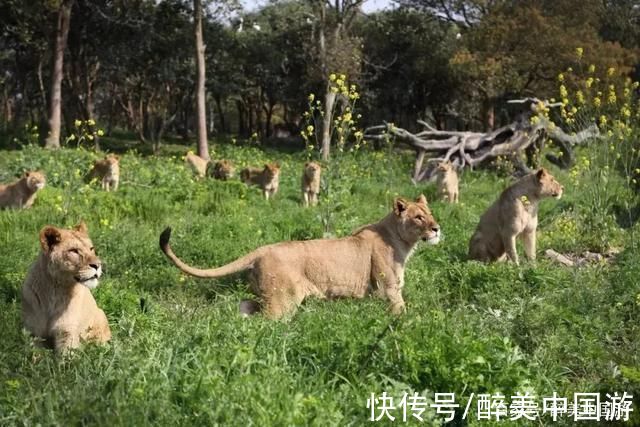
[89,263,100,270]
[431,225,440,234]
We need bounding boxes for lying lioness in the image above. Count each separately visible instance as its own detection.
[160,195,440,319]
[22,222,111,353]
[0,171,46,209]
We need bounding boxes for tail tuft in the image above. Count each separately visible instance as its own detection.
[159,227,172,251]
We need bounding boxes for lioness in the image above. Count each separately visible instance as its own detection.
[210,159,235,181]
[21,222,111,353]
[468,168,563,264]
[301,161,321,207]
[159,195,441,319]
[435,161,459,203]
[0,171,46,209]
[240,163,280,199]
[86,154,120,191]
[185,151,209,178]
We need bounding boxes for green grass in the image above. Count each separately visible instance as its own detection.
[0,142,639,426]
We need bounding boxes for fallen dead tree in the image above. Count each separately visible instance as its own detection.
[364,98,602,182]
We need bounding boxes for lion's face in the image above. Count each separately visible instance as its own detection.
[216,160,235,177]
[393,195,441,245]
[436,161,453,173]
[536,168,563,199]
[264,163,280,180]
[105,155,120,170]
[39,222,102,289]
[25,171,46,191]
[304,162,321,178]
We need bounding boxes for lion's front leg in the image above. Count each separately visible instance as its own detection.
[372,262,405,315]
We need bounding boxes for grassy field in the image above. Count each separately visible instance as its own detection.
[0,140,638,426]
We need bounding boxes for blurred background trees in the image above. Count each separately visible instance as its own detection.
[0,0,637,152]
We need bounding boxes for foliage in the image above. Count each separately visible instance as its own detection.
[549,50,640,251]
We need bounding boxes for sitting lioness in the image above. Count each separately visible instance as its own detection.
[0,171,46,209]
[240,163,280,199]
[435,161,459,203]
[86,154,120,191]
[468,168,563,264]
[160,195,440,319]
[301,161,321,207]
[22,222,111,353]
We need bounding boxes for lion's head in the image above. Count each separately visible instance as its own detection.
[39,222,102,289]
[214,160,235,178]
[263,163,280,180]
[24,171,46,192]
[436,161,453,174]
[393,195,441,245]
[535,168,563,199]
[104,154,120,170]
[304,161,321,178]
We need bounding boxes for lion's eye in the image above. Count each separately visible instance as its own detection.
[416,215,424,222]
[69,248,80,255]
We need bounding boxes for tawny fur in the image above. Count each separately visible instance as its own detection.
[210,160,235,180]
[21,222,111,354]
[86,154,120,191]
[301,161,321,207]
[240,163,280,199]
[0,171,46,209]
[185,152,209,178]
[159,195,441,319]
[468,168,564,264]
[435,161,459,203]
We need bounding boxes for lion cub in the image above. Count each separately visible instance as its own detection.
[301,161,321,206]
[210,159,235,180]
[160,195,441,319]
[468,168,564,264]
[185,151,208,178]
[241,163,280,199]
[0,171,46,209]
[86,154,120,191]
[22,222,111,353]
[435,161,459,203]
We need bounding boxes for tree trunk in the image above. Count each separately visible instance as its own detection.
[194,0,209,160]
[321,88,336,161]
[45,0,73,149]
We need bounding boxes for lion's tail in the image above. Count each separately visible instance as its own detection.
[159,227,258,279]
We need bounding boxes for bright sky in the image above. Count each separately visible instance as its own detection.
[241,0,394,14]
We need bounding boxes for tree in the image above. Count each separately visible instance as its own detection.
[194,0,209,160]
[45,0,74,149]
[307,0,365,160]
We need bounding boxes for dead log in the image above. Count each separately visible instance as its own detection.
[364,98,602,181]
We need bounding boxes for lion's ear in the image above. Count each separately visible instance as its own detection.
[394,198,408,216]
[73,221,88,234]
[416,194,428,205]
[24,171,31,178]
[40,226,62,252]
[536,168,548,181]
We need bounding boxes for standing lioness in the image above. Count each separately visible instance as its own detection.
[160,195,441,319]
[240,163,280,199]
[22,222,111,353]
[86,154,120,191]
[468,168,563,264]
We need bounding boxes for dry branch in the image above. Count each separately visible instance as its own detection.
[364,98,602,181]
